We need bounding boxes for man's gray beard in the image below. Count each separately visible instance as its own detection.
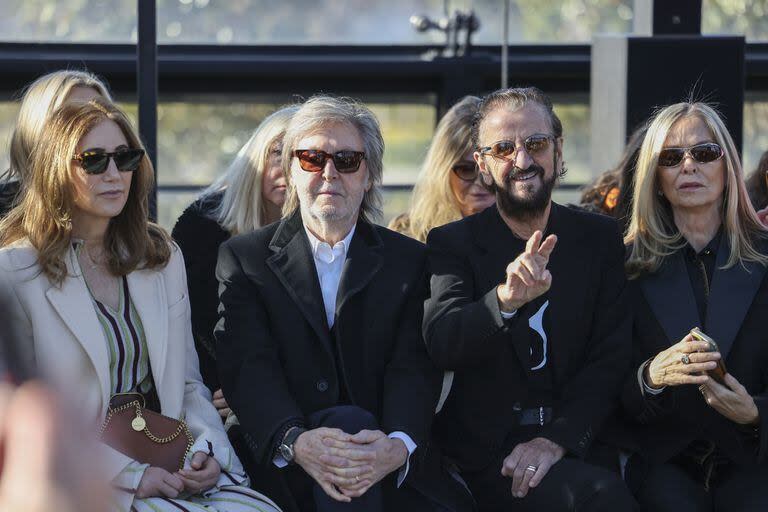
[493,165,557,222]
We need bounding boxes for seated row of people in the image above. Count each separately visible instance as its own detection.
[0,69,766,512]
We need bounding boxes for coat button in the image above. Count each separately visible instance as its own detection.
[316,380,329,392]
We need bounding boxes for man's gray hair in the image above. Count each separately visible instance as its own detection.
[281,95,384,223]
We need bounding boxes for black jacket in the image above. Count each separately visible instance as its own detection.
[620,236,768,472]
[171,192,230,392]
[424,203,631,471]
[215,211,441,465]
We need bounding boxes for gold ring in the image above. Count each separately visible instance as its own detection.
[681,354,691,365]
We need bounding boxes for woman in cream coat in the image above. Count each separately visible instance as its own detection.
[0,98,280,512]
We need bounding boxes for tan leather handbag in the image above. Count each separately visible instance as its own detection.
[100,392,194,473]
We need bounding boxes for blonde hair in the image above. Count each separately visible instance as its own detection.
[202,105,298,235]
[405,96,480,242]
[281,95,384,223]
[4,70,112,184]
[625,102,768,278]
[0,98,170,286]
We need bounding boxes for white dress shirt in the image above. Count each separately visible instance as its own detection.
[275,224,416,486]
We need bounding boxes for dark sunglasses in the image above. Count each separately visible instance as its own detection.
[479,134,554,162]
[294,149,366,174]
[73,148,145,175]
[657,142,724,168]
[451,161,479,182]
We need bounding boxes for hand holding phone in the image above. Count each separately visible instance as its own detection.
[689,327,727,385]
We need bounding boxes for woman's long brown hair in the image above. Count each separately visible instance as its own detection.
[0,98,170,286]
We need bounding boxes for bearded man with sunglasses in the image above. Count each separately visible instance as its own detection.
[215,96,471,512]
[423,87,636,511]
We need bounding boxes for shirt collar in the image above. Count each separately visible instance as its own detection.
[304,223,356,264]
[684,227,722,259]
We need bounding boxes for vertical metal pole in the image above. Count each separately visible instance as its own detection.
[501,0,509,88]
[137,0,158,221]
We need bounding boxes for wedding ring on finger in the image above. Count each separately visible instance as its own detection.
[355,475,361,483]
[681,354,691,365]
[525,465,538,473]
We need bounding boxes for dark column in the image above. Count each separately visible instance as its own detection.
[137,0,158,221]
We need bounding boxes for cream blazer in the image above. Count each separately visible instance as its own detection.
[0,240,243,486]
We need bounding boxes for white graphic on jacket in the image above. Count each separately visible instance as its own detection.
[529,300,549,370]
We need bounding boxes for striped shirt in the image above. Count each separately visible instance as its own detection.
[75,242,153,395]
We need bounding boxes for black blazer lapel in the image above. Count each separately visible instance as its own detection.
[266,212,333,354]
[335,220,383,319]
[639,251,701,346]
[704,236,768,359]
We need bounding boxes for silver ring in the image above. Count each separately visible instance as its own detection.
[681,354,691,365]
[525,465,538,472]
[355,475,360,482]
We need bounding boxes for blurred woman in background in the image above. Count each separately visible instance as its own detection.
[389,95,492,241]
[172,104,298,408]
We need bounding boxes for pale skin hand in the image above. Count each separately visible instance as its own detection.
[645,334,721,388]
[136,467,185,499]
[700,373,760,425]
[176,452,221,495]
[497,231,557,313]
[294,428,376,502]
[320,429,408,498]
[212,389,230,419]
[501,437,565,498]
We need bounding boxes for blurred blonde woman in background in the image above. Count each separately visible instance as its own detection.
[172,105,298,404]
[0,69,112,217]
[389,95,493,242]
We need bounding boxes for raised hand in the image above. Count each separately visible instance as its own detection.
[645,334,720,388]
[497,230,557,313]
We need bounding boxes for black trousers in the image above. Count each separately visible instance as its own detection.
[635,460,768,512]
[462,445,635,512]
[284,405,449,512]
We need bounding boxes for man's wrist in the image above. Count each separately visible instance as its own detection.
[388,437,409,469]
[496,285,523,313]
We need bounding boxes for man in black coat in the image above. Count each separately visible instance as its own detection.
[215,96,469,512]
[424,87,636,511]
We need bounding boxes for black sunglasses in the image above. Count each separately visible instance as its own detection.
[657,142,724,168]
[451,161,479,182]
[294,149,366,174]
[479,134,554,162]
[73,148,145,175]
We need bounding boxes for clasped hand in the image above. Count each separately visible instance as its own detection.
[136,451,221,499]
[294,428,408,502]
[700,373,759,425]
[497,231,557,313]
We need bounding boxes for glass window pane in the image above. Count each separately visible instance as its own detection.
[153,0,634,45]
[155,95,436,187]
[0,0,136,43]
[703,0,768,41]
[743,93,768,180]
